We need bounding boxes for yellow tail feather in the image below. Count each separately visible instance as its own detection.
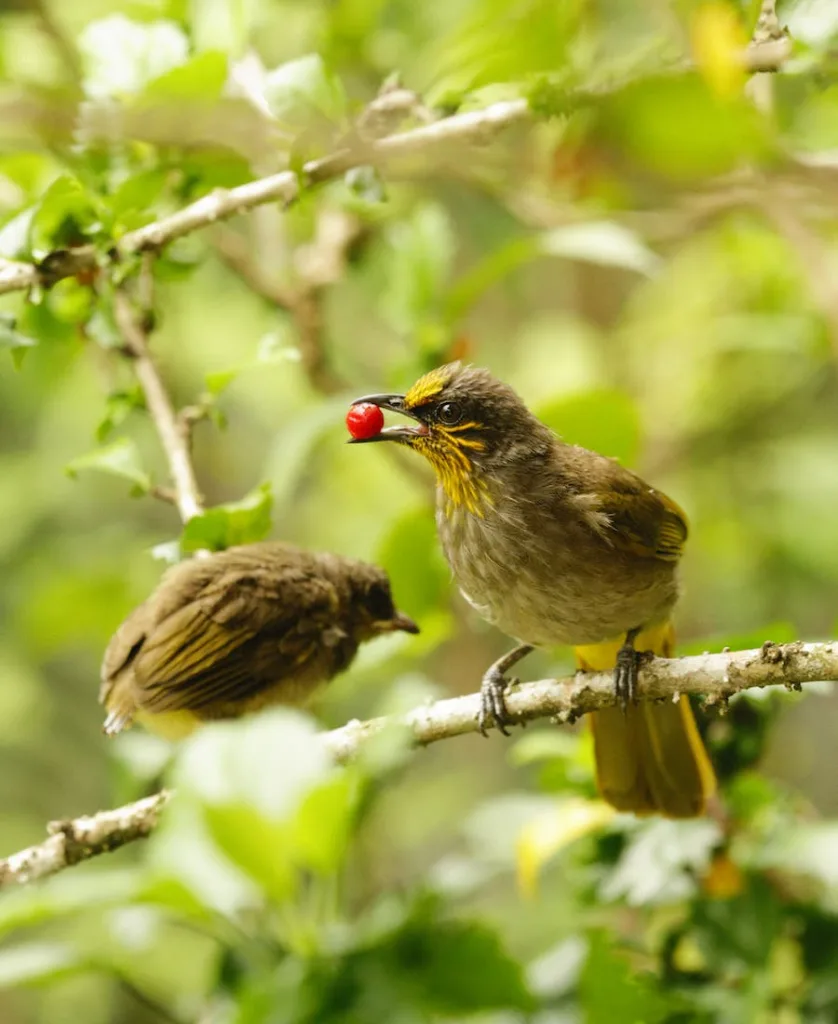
[575,622,716,818]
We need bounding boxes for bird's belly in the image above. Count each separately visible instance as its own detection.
[442,509,677,647]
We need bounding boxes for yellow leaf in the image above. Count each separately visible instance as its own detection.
[516,798,615,898]
[691,2,748,98]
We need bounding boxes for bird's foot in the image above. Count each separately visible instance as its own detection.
[479,667,516,737]
[477,643,534,737]
[614,642,653,712]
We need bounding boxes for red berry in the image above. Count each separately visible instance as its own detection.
[346,403,384,440]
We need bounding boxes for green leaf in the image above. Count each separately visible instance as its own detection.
[95,387,145,443]
[264,54,348,129]
[28,175,100,257]
[387,910,535,1013]
[289,771,359,875]
[382,203,456,339]
[190,0,261,55]
[597,73,769,182]
[536,389,642,466]
[79,15,189,99]
[541,222,660,276]
[142,50,229,101]
[601,818,721,906]
[0,942,85,988]
[0,870,143,939]
[65,437,151,494]
[0,313,37,352]
[180,482,273,552]
[786,0,838,48]
[377,507,450,620]
[171,710,355,898]
[579,931,671,1023]
[203,804,296,902]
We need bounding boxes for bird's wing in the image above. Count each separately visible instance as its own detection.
[579,459,689,563]
[99,600,154,704]
[130,567,341,713]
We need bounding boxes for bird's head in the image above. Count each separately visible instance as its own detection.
[346,563,419,641]
[349,363,549,512]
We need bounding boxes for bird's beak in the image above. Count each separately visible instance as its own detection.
[346,393,429,443]
[377,610,420,635]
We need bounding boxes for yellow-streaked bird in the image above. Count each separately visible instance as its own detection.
[100,541,418,740]
[349,363,715,818]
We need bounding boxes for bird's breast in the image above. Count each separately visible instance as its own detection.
[437,491,678,647]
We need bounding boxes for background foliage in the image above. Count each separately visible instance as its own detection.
[2,0,838,1021]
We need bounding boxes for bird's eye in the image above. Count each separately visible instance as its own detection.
[366,582,394,620]
[437,401,463,426]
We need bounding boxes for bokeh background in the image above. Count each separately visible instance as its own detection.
[2,0,838,1021]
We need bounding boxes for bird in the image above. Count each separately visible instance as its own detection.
[348,362,716,818]
[100,541,419,739]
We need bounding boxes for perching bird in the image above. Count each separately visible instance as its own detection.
[349,363,716,818]
[100,541,418,740]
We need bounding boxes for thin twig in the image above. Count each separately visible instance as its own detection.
[112,289,204,522]
[0,30,793,300]
[0,639,834,889]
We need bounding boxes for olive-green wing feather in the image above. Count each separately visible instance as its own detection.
[578,457,689,562]
[123,567,341,714]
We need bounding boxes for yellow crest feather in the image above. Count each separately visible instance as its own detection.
[404,363,460,409]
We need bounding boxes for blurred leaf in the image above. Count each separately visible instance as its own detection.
[203,804,297,902]
[79,15,189,99]
[382,203,456,340]
[0,943,85,988]
[384,904,536,1014]
[46,279,95,325]
[65,437,151,494]
[602,818,721,905]
[264,54,348,133]
[142,50,229,101]
[428,0,583,102]
[377,506,450,619]
[96,387,145,443]
[444,236,537,323]
[0,313,36,353]
[28,175,100,257]
[598,73,768,181]
[172,711,351,897]
[786,0,838,48]
[517,797,615,898]
[109,169,170,227]
[541,222,660,276]
[0,871,143,939]
[180,482,273,552]
[579,931,671,1023]
[289,771,360,875]
[536,389,642,466]
[191,0,261,55]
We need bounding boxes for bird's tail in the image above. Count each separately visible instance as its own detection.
[575,622,716,818]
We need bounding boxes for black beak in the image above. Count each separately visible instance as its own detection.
[346,393,429,444]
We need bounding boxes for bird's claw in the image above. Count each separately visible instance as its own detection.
[614,644,652,711]
[479,668,516,737]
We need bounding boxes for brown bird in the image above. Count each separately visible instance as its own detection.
[100,541,418,740]
[349,363,716,818]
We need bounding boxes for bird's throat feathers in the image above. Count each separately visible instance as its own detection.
[419,436,491,516]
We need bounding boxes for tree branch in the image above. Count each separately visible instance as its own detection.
[112,288,204,522]
[1,640,833,889]
[0,791,169,888]
[0,27,793,300]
